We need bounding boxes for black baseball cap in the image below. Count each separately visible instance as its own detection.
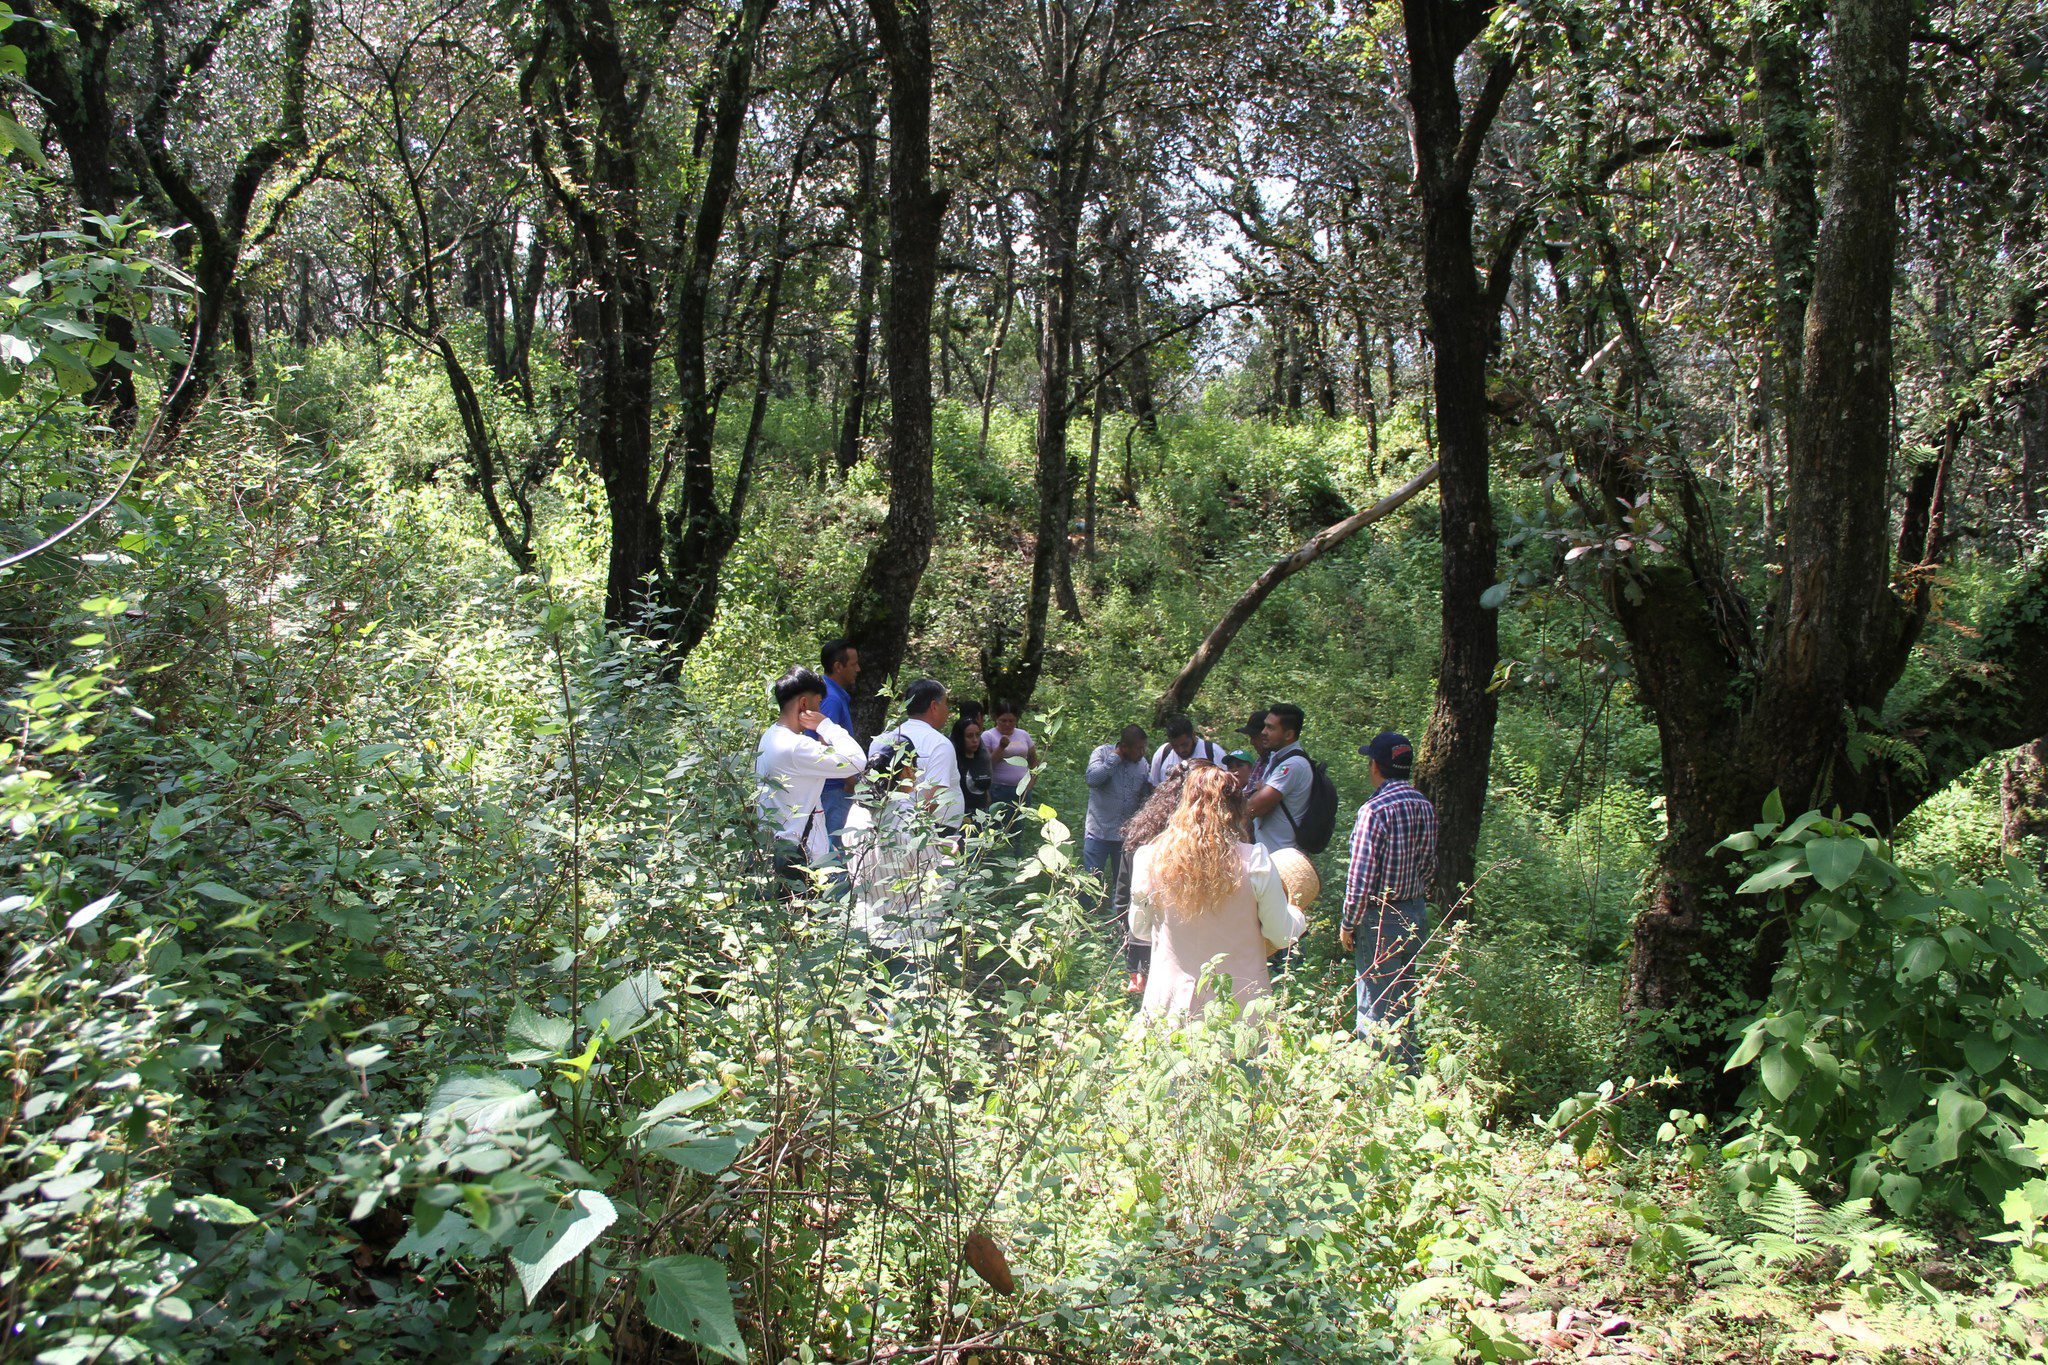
[1360,731,1415,778]
[1239,709,1268,737]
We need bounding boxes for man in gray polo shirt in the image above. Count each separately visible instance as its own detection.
[1247,703,1311,854]
[1084,724,1152,929]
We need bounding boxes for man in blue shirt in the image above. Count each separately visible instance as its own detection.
[818,638,861,845]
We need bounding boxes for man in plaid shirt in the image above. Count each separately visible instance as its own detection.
[1340,731,1436,1066]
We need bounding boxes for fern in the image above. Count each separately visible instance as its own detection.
[1676,1180,1929,1292]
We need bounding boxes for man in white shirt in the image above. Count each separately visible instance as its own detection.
[1148,714,1226,786]
[755,666,868,890]
[869,678,966,831]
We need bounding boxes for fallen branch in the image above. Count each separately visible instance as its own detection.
[1153,461,1440,724]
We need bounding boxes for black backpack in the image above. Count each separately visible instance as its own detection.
[1269,745,1340,855]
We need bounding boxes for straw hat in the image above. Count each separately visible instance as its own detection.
[1269,847,1321,908]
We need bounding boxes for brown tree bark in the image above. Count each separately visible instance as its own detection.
[836,57,883,475]
[841,0,948,738]
[1399,0,1524,912]
[664,0,780,655]
[2006,739,2048,868]
[1612,0,1926,1100]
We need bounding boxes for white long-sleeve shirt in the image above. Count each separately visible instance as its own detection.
[756,718,866,862]
[869,716,965,829]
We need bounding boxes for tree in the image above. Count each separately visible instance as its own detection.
[839,0,947,736]
[1398,0,1527,911]
[18,0,328,431]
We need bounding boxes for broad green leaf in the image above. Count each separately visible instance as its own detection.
[1759,1047,1799,1103]
[1760,789,1786,825]
[644,1123,746,1175]
[506,1005,572,1064]
[1736,854,1806,896]
[192,1194,257,1224]
[1931,1088,1990,1165]
[1804,837,1865,891]
[427,1072,540,1133]
[510,1189,615,1304]
[192,881,254,906]
[632,1082,722,1136]
[639,1255,748,1361]
[583,968,665,1037]
[1478,582,1511,610]
[1898,937,1944,984]
[66,892,117,931]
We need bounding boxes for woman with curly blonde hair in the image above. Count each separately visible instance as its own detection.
[1129,763,1301,1019]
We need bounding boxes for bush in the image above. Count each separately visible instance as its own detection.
[1718,804,2048,1218]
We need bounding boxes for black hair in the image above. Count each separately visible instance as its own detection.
[1164,715,1194,741]
[956,697,986,725]
[951,714,984,766]
[773,666,828,710]
[990,698,1019,721]
[1120,724,1147,746]
[861,739,918,807]
[902,678,947,717]
[820,637,856,674]
[1266,702,1305,737]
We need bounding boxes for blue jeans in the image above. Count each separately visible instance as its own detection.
[819,779,853,849]
[1356,897,1428,1066]
[1082,836,1125,930]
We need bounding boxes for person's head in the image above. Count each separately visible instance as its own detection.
[772,666,828,723]
[861,739,918,806]
[820,638,860,688]
[1359,731,1415,791]
[903,678,950,729]
[1123,768,1186,848]
[1148,764,1251,917]
[956,697,986,728]
[1164,714,1196,758]
[1240,709,1270,754]
[1262,703,1304,752]
[1117,723,1147,762]
[1224,748,1255,790]
[952,714,984,757]
[990,700,1020,735]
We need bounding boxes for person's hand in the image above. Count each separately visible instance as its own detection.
[798,705,826,732]
[1339,926,1354,953]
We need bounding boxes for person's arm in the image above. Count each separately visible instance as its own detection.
[1340,805,1372,946]
[1246,780,1283,820]
[1246,846,1295,954]
[1086,745,1117,788]
[784,719,867,778]
[1127,846,1158,943]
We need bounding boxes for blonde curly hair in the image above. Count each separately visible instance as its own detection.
[1146,763,1249,917]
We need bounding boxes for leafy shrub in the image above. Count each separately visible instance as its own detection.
[1718,805,2048,1216]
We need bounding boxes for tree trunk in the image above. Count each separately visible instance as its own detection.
[1154,462,1441,724]
[1400,0,1518,913]
[837,65,882,475]
[976,210,1017,461]
[664,0,780,657]
[2006,740,2048,868]
[1618,0,1919,1100]
[842,0,947,738]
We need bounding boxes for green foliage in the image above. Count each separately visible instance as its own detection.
[1719,806,2048,1217]
[1670,1178,1930,1299]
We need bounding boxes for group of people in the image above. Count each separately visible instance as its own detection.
[753,640,1440,1061]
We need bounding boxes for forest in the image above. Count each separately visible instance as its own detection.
[1,0,2046,1358]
